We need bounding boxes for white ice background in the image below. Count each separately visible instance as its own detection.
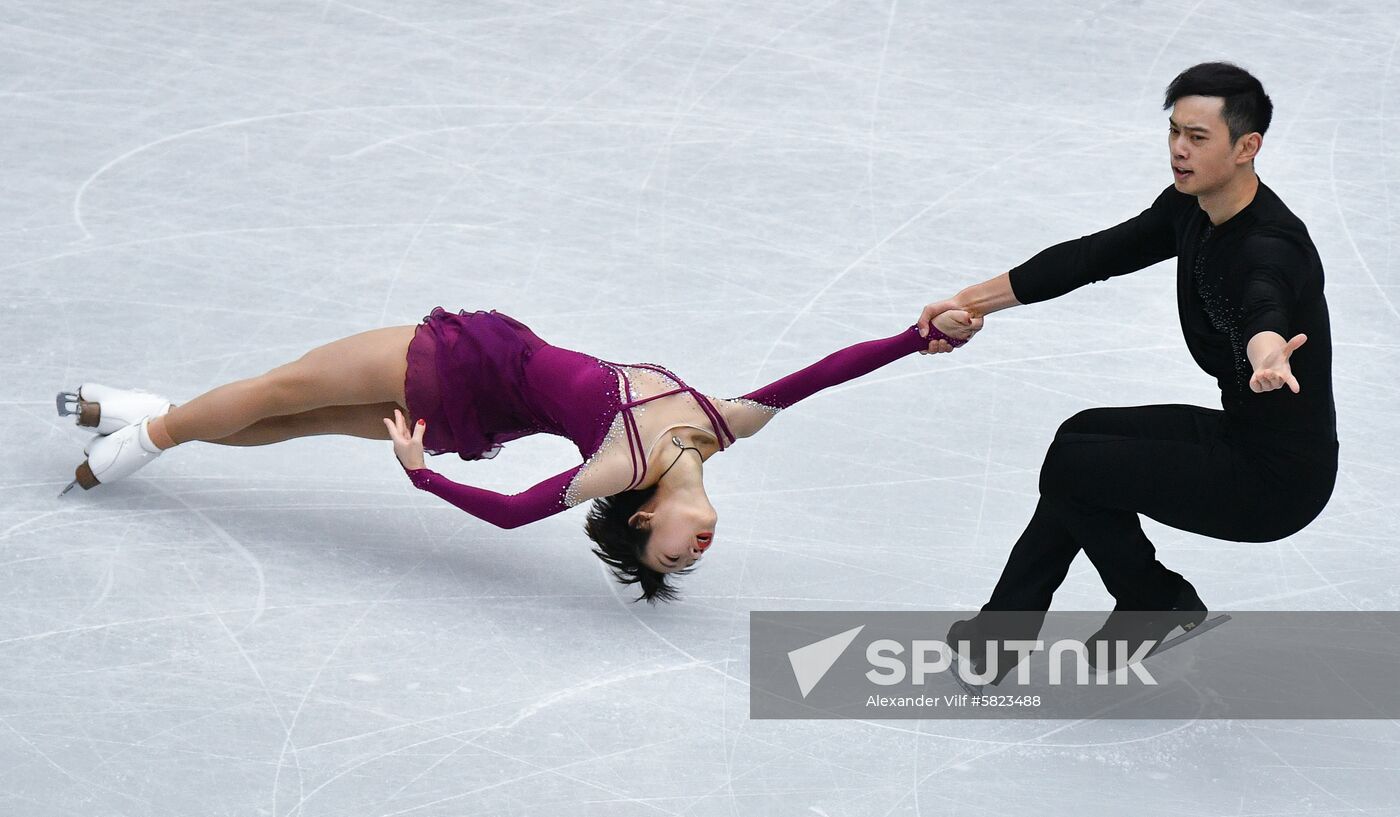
[2,1,1399,815]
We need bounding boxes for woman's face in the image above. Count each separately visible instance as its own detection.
[634,494,716,574]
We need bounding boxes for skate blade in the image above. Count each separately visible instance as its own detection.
[56,390,79,417]
[1147,614,1231,659]
[949,655,985,696]
[59,461,100,498]
[954,674,983,697]
[57,390,103,429]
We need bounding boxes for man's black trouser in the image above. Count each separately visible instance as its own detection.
[983,404,1338,612]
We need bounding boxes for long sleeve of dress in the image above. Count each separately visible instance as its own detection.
[401,463,583,529]
[734,325,931,413]
[1008,185,1186,304]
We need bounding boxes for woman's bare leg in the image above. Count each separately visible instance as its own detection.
[146,325,417,449]
[203,401,404,446]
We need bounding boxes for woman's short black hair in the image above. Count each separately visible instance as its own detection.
[1163,62,1273,143]
[585,486,691,603]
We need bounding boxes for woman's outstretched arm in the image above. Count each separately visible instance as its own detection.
[401,464,584,529]
[717,314,971,440]
[385,408,589,529]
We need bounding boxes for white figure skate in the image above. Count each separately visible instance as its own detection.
[59,416,164,496]
[56,383,171,435]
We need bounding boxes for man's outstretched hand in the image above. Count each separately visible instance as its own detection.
[1248,332,1307,394]
[918,300,984,354]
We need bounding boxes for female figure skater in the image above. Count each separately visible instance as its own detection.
[59,307,977,601]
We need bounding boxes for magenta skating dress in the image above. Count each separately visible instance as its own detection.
[401,307,952,528]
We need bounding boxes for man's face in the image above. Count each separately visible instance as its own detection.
[1167,95,1250,196]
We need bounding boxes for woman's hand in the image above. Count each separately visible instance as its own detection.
[384,408,427,470]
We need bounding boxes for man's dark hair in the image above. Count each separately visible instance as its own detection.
[1163,62,1273,143]
[585,487,690,603]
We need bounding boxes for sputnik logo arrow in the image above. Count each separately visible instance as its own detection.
[788,625,865,698]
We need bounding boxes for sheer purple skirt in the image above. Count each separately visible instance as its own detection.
[403,308,548,460]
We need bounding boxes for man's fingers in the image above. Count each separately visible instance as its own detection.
[918,300,959,337]
[1251,368,1302,394]
[918,305,936,337]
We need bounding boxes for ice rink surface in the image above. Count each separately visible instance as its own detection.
[3,1,1399,814]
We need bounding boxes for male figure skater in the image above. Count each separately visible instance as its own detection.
[918,62,1338,675]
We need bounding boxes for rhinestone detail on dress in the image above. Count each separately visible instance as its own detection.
[725,397,781,417]
[561,411,627,508]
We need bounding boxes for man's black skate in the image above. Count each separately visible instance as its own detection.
[946,613,1042,695]
[1085,582,1226,672]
